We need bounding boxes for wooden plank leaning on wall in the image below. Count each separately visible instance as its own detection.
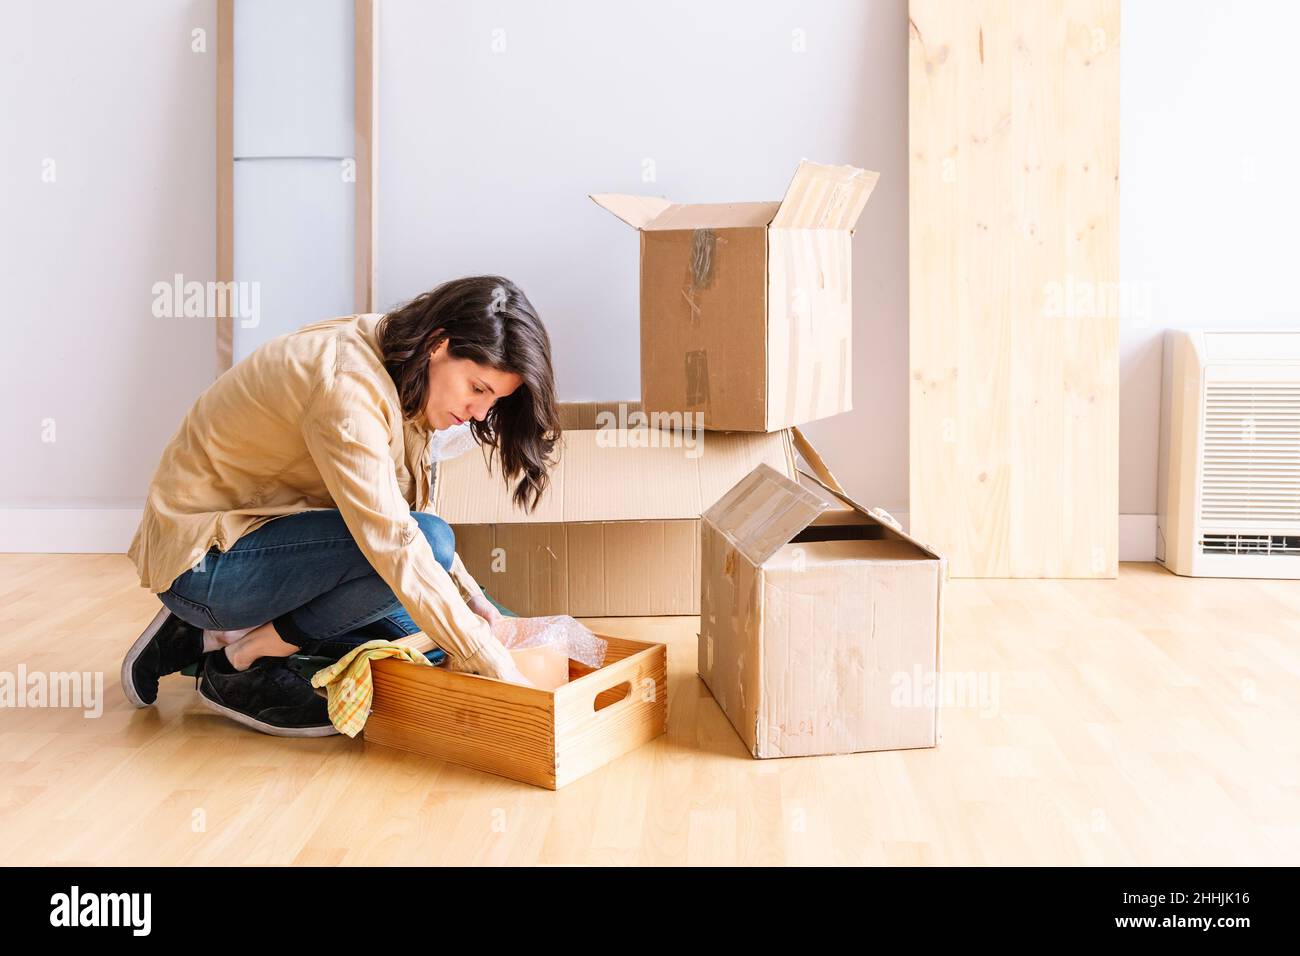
[216,0,233,373]
[354,0,377,315]
[908,0,1120,578]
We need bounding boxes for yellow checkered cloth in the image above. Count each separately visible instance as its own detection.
[309,639,433,737]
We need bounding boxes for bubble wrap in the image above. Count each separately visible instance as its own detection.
[490,615,608,669]
[427,421,478,462]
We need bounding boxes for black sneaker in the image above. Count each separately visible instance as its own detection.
[198,648,339,737]
[121,605,205,708]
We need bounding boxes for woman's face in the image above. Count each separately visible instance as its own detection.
[423,336,523,430]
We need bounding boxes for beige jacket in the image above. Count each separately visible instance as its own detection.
[126,312,510,675]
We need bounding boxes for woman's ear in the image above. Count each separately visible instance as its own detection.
[427,333,448,362]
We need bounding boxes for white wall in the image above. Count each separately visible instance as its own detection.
[377,0,909,514]
[0,0,217,549]
[1119,0,1300,543]
[9,0,1297,560]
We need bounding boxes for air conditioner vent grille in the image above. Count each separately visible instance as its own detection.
[1200,383,1300,524]
[1199,533,1300,556]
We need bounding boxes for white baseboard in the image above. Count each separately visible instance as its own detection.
[0,508,143,553]
[1119,514,1157,562]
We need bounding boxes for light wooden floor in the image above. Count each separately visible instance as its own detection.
[0,554,1296,865]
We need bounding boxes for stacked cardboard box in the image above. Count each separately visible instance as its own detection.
[434,159,945,757]
[434,402,797,616]
[591,160,880,432]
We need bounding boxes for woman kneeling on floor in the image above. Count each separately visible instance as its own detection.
[121,276,560,736]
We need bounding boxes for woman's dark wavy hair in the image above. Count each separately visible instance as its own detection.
[377,276,560,512]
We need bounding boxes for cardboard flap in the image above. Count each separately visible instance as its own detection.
[795,467,945,561]
[703,463,833,566]
[769,160,880,231]
[643,201,782,231]
[791,426,846,494]
[589,193,676,230]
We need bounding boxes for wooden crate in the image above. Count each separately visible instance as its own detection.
[363,633,668,789]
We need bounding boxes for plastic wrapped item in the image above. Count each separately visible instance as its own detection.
[508,644,569,691]
[490,615,608,691]
[426,423,480,506]
[426,421,478,462]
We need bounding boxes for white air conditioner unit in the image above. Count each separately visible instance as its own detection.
[1158,330,1300,578]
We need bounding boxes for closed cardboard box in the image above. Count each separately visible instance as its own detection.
[591,160,879,432]
[434,402,797,616]
[699,463,946,757]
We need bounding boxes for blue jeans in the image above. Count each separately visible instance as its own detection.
[158,509,455,661]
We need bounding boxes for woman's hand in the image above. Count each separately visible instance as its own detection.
[462,598,535,685]
[493,657,535,688]
[467,593,503,625]
[447,632,533,688]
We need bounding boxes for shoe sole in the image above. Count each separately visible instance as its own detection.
[198,678,340,738]
[120,606,172,709]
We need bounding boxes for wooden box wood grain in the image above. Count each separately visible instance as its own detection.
[364,633,668,790]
